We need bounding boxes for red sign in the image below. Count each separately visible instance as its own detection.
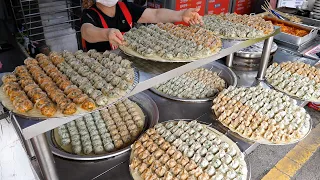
[207,0,230,14]
[234,0,253,14]
[176,0,206,16]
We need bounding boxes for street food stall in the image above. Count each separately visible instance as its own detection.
[0,0,319,179]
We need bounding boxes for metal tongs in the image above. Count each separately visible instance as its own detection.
[261,1,290,21]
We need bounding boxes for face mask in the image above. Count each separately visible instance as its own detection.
[96,0,118,7]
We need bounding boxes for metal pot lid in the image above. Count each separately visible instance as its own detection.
[236,41,278,58]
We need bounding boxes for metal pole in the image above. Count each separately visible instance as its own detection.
[11,116,36,158]
[30,133,59,180]
[226,53,234,67]
[257,37,274,80]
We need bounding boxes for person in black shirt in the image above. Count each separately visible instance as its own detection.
[81,0,203,52]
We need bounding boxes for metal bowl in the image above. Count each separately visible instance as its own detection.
[46,92,159,161]
[150,62,237,102]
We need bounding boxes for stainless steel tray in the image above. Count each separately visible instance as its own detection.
[150,62,237,102]
[265,17,319,46]
[0,69,139,120]
[236,41,278,58]
[129,119,251,180]
[46,92,159,160]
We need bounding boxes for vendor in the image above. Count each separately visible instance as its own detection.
[81,0,203,52]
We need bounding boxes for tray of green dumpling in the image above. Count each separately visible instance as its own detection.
[151,62,237,102]
[46,92,159,160]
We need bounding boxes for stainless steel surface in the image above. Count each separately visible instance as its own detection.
[257,37,275,80]
[236,41,278,58]
[47,92,159,161]
[30,133,59,180]
[232,41,277,71]
[275,28,318,46]
[226,53,234,67]
[232,56,274,71]
[150,61,238,102]
[11,28,281,140]
[11,117,35,158]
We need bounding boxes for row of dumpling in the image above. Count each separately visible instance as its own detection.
[56,50,135,106]
[130,120,247,180]
[203,16,265,38]
[266,61,320,101]
[124,24,214,60]
[212,86,311,143]
[57,98,144,155]
[157,23,222,52]
[154,68,226,99]
[1,53,96,117]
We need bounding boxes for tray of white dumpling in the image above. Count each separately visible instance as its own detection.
[120,23,222,62]
[212,86,312,145]
[266,61,320,103]
[129,120,249,180]
[151,62,237,102]
[46,92,159,160]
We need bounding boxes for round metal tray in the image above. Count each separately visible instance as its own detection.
[0,69,140,120]
[46,92,159,161]
[212,111,313,145]
[236,41,278,58]
[150,62,237,102]
[129,119,251,180]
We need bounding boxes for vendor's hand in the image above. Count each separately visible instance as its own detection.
[182,7,204,26]
[106,28,124,46]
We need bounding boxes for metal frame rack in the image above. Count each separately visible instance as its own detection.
[9,0,82,49]
[3,27,281,179]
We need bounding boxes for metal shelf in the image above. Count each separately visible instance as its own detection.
[15,6,81,20]
[12,28,280,140]
[22,14,80,26]
[32,30,80,43]
[13,1,80,10]
[19,19,80,31]
[9,0,82,45]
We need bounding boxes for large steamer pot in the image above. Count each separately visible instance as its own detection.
[233,41,278,71]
